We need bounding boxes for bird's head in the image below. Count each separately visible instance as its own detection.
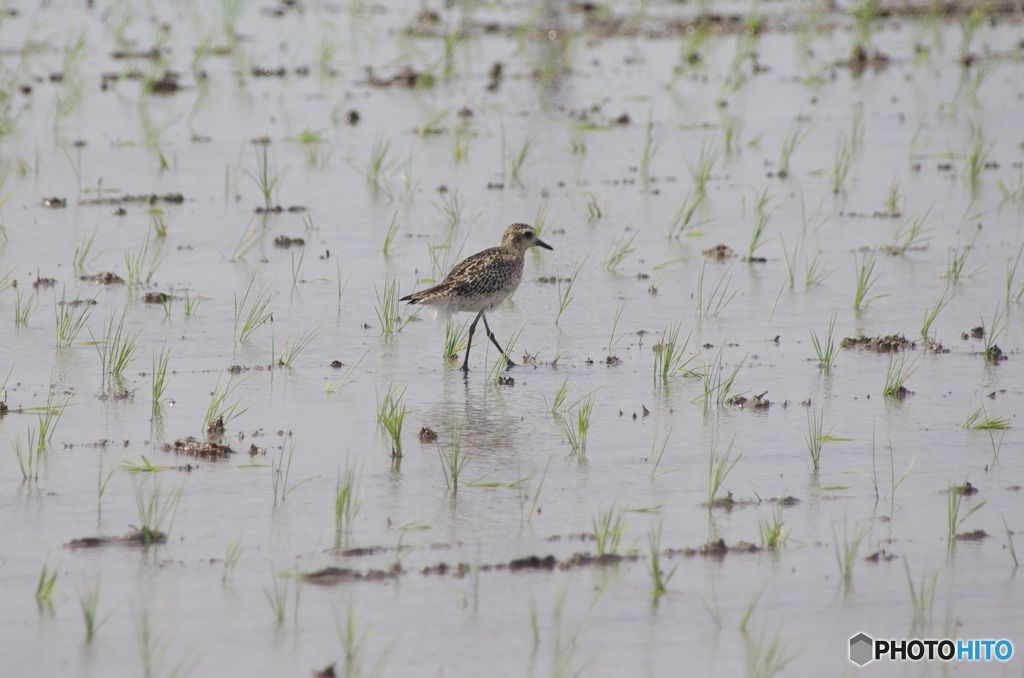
[501,223,553,253]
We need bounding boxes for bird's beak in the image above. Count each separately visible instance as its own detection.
[535,239,553,251]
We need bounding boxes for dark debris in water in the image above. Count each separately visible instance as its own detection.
[273,235,305,248]
[949,481,979,496]
[703,244,736,261]
[66,529,166,549]
[728,391,771,410]
[955,529,988,542]
[143,292,173,304]
[41,196,67,208]
[865,549,898,562]
[164,436,234,460]
[841,334,917,352]
[304,564,402,585]
[418,427,438,443]
[80,192,184,206]
[80,272,125,285]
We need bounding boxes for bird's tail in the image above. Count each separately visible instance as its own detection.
[399,285,440,305]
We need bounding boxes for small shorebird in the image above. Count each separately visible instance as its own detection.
[400,223,553,373]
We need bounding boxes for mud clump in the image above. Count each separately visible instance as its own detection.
[955,529,988,542]
[145,71,182,94]
[80,272,125,285]
[508,555,557,571]
[728,391,770,410]
[703,244,736,261]
[363,66,435,89]
[32,276,57,289]
[304,564,401,585]
[985,345,1007,363]
[865,549,898,562]
[143,292,172,304]
[949,481,979,496]
[80,192,184,206]
[273,235,305,248]
[841,334,916,352]
[42,197,67,208]
[164,436,234,460]
[66,529,167,548]
[418,427,438,443]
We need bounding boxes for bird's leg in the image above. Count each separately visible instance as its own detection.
[461,311,483,374]
[481,313,517,368]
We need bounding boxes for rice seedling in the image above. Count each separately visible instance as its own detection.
[73,229,97,275]
[694,262,738,319]
[36,560,58,608]
[91,310,141,394]
[833,520,869,591]
[777,117,809,178]
[233,277,275,344]
[688,139,718,197]
[920,286,952,341]
[517,458,552,524]
[831,136,852,196]
[886,177,902,214]
[263,566,290,627]
[548,376,571,415]
[667,193,704,239]
[277,328,320,367]
[223,538,243,583]
[334,461,361,546]
[54,290,94,349]
[804,406,829,473]
[555,260,585,325]
[508,133,536,184]
[381,211,400,257]
[133,479,184,545]
[245,145,283,211]
[604,233,637,272]
[563,394,594,457]
[365,133,394,189]
[231,217,261,261]
[758,507,788,550]
[180,290,203,320]
[149,207,169,239]
[946,482,985,547]
[744,189,772,261]
[1005,244,1024,307]
[904,559,938,635]
[290,249,304,289]
[647,519,677,599]
[944,241,973,283]
[96,457,115,516]
[150,345,170,414]
[14,427,39,484]
[373,275,416,337]
[853,251,884,312]
[78,581,107,642]
[638,110,662,181]
[648,425,675,481]
[891,209,933,254]
[653,322,697,384]
[14,288,34,327]
[605,301,627,359]
[124,233,163,287]
[592,504,628,556]
[203,377,247,433]
[487,325,522,383]
[271,442,298,505]
[706,435,741,509]
[434,189,464,232]
[722,113,743,156]
[962,406,1010,430]
[376,384,407,458]
[438,430,470,494]
[696,347,743,407]
[743,624,800,678]
[443,320,469,362]
[810,314,837,371]
[883,353,917,398]
[120,456,171,474]
[781,235,799,289]
[1002,515,1018,570]
[982,303,1005,363]
[570,130,587,155]
[336,259,349,318]
[583,191,603,221]
[804,252,831,288]
[965,121,991,194]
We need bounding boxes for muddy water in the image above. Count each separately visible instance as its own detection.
[1,1,1022,676]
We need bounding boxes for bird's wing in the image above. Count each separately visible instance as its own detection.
[438,247,510,296]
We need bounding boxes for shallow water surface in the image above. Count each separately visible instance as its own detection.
[1,1,1022,676]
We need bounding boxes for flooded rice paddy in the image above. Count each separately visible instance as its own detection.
[1,0,1023,676]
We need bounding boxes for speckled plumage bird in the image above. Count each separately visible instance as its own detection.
[400,223,553,373]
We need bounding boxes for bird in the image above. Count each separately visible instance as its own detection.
[400,223,553,373]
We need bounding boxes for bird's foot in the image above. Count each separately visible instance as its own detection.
[460,363,470,374]
[504,358,517,369]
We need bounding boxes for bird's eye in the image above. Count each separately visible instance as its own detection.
[525,232,534,239]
